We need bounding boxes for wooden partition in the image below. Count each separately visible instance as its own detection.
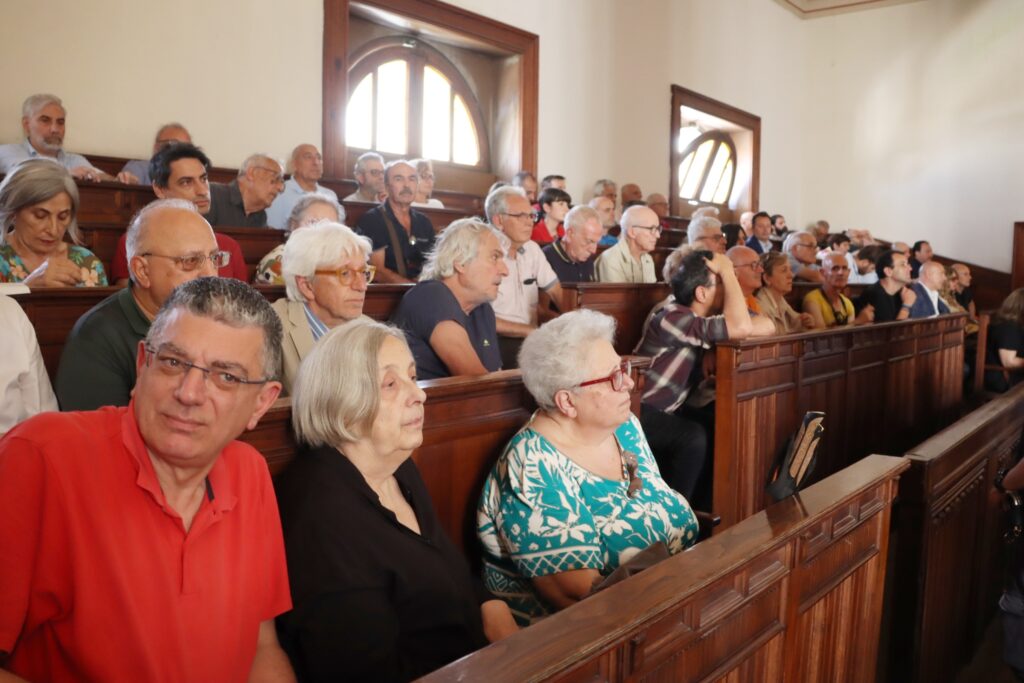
[888,382,1024,683]
[340,200,472,234]
[713,314,966,530]
[420,455,908,682]
[240,360,649,554]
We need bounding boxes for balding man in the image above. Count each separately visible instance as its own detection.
[265,144,339,230]
[0,93,112,181]
[726,245,776,336]
[595,205,659,283]
[951,263,976,318]
[543,205,602,283]
[117,123,191,185]
[206,154,285,228]
[55,200,221,410]
[621,183,642,206]
[908,261,950,319]
[646,193,669,220]
[356,159,435,282]
[344,152,386,202]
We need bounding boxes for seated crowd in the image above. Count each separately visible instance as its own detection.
[0,89,1007,682]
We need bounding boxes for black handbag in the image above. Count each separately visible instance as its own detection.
[765,411,825,502]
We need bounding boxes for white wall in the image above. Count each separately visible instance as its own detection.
[801,0,1024,270]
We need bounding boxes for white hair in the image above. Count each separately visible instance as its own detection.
[285,194,345,233]
[564,205,599,234]
[21,93,63,119]
[620,205,651,241]
[485,185,527,223]
[282,221,372,302]
[238,153,280,177]
[353,151,384,175]
[591,178,616,197]
[420,218,503,281]
[687,213,723,245]
[125,199,205,285]
[783,230,815,255]
[518,309,617,411]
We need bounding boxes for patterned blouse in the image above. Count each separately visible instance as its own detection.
[477,414,698,625]
[0,244,107,286]
[254,244,285,285]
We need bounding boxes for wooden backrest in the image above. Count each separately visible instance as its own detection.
[340,201,474,235]
[713,314,966,529]
[419,454,908,682]
[239,360,650,555]
[889,381,1024,683]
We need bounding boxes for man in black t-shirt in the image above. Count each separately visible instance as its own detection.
[390,219,508,380]
[356,160,435,282]
[542,205,602,283]
[951,263,977,318]
[855,249,917,323]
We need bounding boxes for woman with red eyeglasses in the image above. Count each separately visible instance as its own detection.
[476,309,698,626]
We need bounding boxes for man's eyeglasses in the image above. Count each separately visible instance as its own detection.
[314,265,377,286]
[623,450,644,498]
[141,250,230,271]
[502,212,533,221]
[143,343,273,391]
[701,233,726,243]
[632,224,663,236]
[735,261,764,272]
[578,359,632,392]
[253,166,285,185]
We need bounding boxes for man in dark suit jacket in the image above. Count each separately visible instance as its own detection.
[908,261,950,318]
[745,211,774,254]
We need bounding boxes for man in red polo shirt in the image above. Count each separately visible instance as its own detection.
[0,278,294,682]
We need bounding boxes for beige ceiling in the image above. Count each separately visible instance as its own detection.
[776,0,926,18]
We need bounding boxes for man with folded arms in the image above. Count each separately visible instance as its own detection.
[56,200,221,410]
[0,277,293,682]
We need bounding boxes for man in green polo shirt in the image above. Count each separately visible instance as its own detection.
[55,199,221,410]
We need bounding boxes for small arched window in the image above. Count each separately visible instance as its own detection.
[676,131,736,206]
[345,37,488,168]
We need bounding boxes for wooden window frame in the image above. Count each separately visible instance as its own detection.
[676,131,737,207]
[323,0,538,182]
[346,36,492,170]
[669,85,761,217]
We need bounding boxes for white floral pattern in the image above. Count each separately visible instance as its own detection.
[477,414,698,625]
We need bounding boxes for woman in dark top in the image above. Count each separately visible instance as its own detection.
[275,320,517,682]
[985,288,1024,392]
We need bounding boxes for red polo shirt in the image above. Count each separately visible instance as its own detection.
[0,404,291,682]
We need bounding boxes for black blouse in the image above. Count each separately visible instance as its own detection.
[275,447,488,683]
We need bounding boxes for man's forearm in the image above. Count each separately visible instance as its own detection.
[373,266,412,284]
[720,277,752,338]
[496,317,535,338]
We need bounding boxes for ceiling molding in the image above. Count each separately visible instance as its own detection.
[776,0,926,19]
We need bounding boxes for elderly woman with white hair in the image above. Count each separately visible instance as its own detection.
[390,217,508,379]
[0,159,107,286]
[271,220,373,393]
[477,310,698,626]
[275,320,517,681]
[254,194,345,285]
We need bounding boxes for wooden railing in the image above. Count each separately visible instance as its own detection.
[419,455,908,682]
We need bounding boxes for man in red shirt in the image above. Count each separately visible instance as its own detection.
[0,277,294,682]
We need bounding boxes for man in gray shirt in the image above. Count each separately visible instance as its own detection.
[116,123,192,185]
[206,153,285,227]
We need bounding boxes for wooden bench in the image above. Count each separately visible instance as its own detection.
[713,314,966,529]
[888,381,1024,683]
[420,454,908,682]
[239,360,651,554]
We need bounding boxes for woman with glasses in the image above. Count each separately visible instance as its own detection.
[802,251,870,328]
[412,158,444,208]
[477,310,698,626]
[530,187,571,245]
[272,221,374,394]
[756,251,819,333]
[0,159,107,286]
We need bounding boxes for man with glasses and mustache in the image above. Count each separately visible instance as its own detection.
[1,277,294,682]
[595,205,659,283]
[206,153,285,228]
[55,200,225,410]
[356,160,436,283]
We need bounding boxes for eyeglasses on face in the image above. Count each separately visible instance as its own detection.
[633,224,663,236]
[314,265,377,286]
[578,359,632,392]
[735,261,764,272]
[141,250,230,271]
[502,212,533,221]
[143,343,272,391]
[701,232,726,242]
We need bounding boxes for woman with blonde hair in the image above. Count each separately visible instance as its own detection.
[755,251,816,333]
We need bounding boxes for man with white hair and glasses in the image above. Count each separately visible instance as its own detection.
[272,221,374,393]
[55,199,224,410]
[595,204,659,283]
[391,218,509,379]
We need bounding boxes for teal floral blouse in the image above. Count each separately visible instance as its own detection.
[0,243,108,286]
[477,414,698,625]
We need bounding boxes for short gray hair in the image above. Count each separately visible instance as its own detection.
[687,214,723,246]
[0,159,80,245]
[146,277,283,381]
[22,93,63,119]
[485,185,527,223]
[783,230,815,255]
[291,319,408,446]
[564,205,599,234]
[518,309,617,411]
[125,199,204,285]
[238,153,280,177]
[420,218,503,281]
[155,122,189,142]
[285,194,345,233]
[282,221,372,302]
[354,151,384,175]
[592,178,616,197]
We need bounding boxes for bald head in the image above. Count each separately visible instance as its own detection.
[622,205,660,254]
[727,245,762,296]
[290,144,324,185]
[646,193,668,218]
[919,260,947,291]
[621,183,642,205]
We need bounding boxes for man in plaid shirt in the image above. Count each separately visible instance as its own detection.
[636,250,755,510]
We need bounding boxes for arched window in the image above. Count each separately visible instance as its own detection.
[676,131,736,206]
[345,37,488,169]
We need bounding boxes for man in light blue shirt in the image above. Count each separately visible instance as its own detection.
[265,144,338,230]
[117,123,192,185]
[0,94,112,181]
